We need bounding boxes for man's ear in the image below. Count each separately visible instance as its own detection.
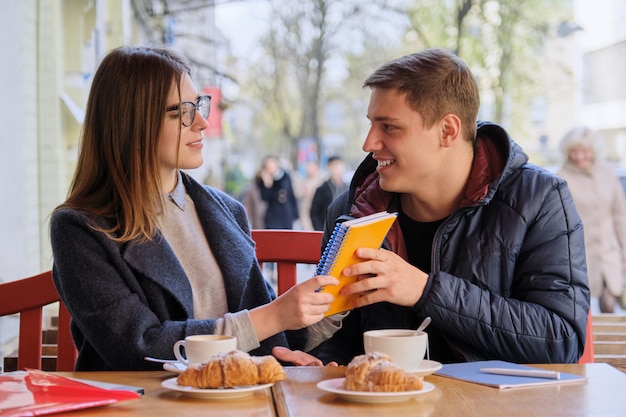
[440,114,462,148]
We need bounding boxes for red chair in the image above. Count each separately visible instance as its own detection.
[0,271,77,371]
[251,229,323,295]
[578,309,595,363]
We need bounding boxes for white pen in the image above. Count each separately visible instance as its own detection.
[479,368,561,380]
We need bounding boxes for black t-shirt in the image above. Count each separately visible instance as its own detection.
[398,209,443,272]
[399,209,461,363]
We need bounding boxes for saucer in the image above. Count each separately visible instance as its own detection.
[161,378,273,399]
[317,378,434,403]
[407,359,443,377]
[163,362,187,373]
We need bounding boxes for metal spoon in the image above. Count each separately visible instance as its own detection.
[415,316,432,335]
[144,356,179,364]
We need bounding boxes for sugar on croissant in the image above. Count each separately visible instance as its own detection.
[343,352,423,392]
[177,349,286,389]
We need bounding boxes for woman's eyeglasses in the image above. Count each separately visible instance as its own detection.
[166,95,211,127]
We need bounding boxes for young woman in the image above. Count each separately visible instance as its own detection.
[50,46,339,371]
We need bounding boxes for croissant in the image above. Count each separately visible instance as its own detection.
[252,355,287,384]
[343,352,423,392]
[177,350,285,389]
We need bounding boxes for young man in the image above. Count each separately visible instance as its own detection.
[275,48,589,366]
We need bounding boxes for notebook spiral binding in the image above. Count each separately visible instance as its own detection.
[315,223,349,276]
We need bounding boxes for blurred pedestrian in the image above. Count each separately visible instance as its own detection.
[294,161,324,230]
[310,156,348,231]
[242,172,267,229]
[558,126,626,313]
[257,155,299,229]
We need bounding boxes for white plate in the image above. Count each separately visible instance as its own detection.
[161,377,273,399]
[316,378,435,403]
[163,362,186,374]
[407,359,443,376]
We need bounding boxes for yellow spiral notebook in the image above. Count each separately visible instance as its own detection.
[315,211,398,316]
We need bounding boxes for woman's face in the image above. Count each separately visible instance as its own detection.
[158,73,209,191]
[568,144,594,169]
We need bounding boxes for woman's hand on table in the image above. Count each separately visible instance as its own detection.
[272,346,338,367]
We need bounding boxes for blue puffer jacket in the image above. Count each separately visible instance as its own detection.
[315,122,590,364]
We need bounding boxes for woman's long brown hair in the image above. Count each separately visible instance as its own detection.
[56,46,189,243]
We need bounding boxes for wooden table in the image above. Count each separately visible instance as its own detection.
[46,363,626,416]
[274,364,626,417]
[55,371,276,416]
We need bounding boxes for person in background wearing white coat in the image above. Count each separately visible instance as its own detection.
[558,126,626,313]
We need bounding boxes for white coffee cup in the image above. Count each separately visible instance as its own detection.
[173,334,237,366]
[363,329,428,372]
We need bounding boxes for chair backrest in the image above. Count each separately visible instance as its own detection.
[0,271,77,371]
[251,229,323,295]
[578,309,595,363]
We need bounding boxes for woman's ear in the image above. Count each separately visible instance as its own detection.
[439,114,462,148]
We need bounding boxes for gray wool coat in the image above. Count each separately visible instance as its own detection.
[51,173,302,371]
